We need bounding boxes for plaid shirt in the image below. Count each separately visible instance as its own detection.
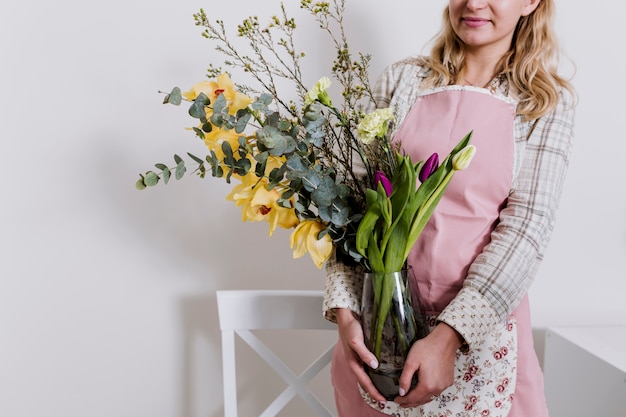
[323,57,576,349]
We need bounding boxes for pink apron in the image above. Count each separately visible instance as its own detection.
[331,86,548,417]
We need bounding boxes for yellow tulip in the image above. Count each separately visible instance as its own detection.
[290,220,333,269]
[183,73,253,114]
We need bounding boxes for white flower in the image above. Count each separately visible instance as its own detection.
[357,108,395,144]
[304,77,332,106]
[452,145,477,170]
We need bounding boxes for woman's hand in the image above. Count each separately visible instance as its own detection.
[335,308,387,404]
[394,322,462,407]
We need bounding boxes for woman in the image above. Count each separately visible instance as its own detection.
[323,0,576,416]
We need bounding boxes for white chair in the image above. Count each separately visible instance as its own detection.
[216,290,338,417]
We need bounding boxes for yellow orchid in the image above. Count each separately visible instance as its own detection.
[183,73,253,115]
[290,219,333,269]
[226,173,298,236]
[201,126,242,161]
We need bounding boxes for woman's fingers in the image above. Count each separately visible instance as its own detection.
[335,308,386,403]
[394,324,460,407]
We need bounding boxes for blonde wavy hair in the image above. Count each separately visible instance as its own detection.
[422,0,575,121]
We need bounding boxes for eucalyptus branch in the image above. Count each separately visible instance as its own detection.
[140,0,400,269]
[195,14,289,115]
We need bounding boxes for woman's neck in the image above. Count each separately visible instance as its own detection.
[460,51,504,88]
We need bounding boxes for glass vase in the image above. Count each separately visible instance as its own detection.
[360,268,430,400]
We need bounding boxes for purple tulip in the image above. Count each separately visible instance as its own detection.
[374,171,393,197]
[419,153,439,183]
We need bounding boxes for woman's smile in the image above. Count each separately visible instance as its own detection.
[462,17,490,28]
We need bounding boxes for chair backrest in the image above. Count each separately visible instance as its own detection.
[216,290,337,417]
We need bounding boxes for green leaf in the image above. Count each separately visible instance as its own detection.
[383,219,408,272]
[163,87,182,105]
[145,171,159,186]
[162,167,171,184]
[155,163,168,170]
[210,112,228,128]
[135,178,147,190]
[235,158,252,176]
[213,93,227,114]
[366,232,384,272]
[356,192,382,256]
[187,152,205,164]
[201,122,213,133]
[189,93,209,119]
[268,165,287,187]
[208,151,224,178]
[450,131,473,154]
[193,127,205,139]
[175,161,186,180]
[235,111,252,134]
[281,189,295,200]
[256,126,296,156]
[259,93,273,106]
[311,175,337,207]
[318,197,349,226]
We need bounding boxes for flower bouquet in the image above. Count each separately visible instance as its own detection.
[355,131,475,398]
[136,0,475,399]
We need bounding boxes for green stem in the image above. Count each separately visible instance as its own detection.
[329,107,374,186]
[372,272,397,358]
[403,170,454,262]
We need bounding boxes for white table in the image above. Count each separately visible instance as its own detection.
[543,326,626,417]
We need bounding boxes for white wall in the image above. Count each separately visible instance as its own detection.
[1,1,624,417]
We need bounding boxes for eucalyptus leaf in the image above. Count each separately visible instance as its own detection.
[189,93,209,119]
[265,112,280,126]
[285,155,308,173]
[135,178,147,190]
[202,122,213,133]
[268,165,287,187]
[208,151,223,178]
[301,170,321,193]
[175,161,186,180]
[222,141,234,165]
[213,93,227,114]
[187,152,205,164]
[256,126,296,155]
[193,127,205,139]
[162,167,171,184]
[235,111,252,133]
[277,119,292,132]
[145,171,159,186]
[311,175,337,206]
[210,113,227,128]
[329,200,350,226]
[235,158,251,175]
[163,87,182,105]
[294,200,307,213]
[281,189,295,200]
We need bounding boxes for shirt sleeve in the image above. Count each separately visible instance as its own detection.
[323,251,364,322]
[438,89,576,348]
